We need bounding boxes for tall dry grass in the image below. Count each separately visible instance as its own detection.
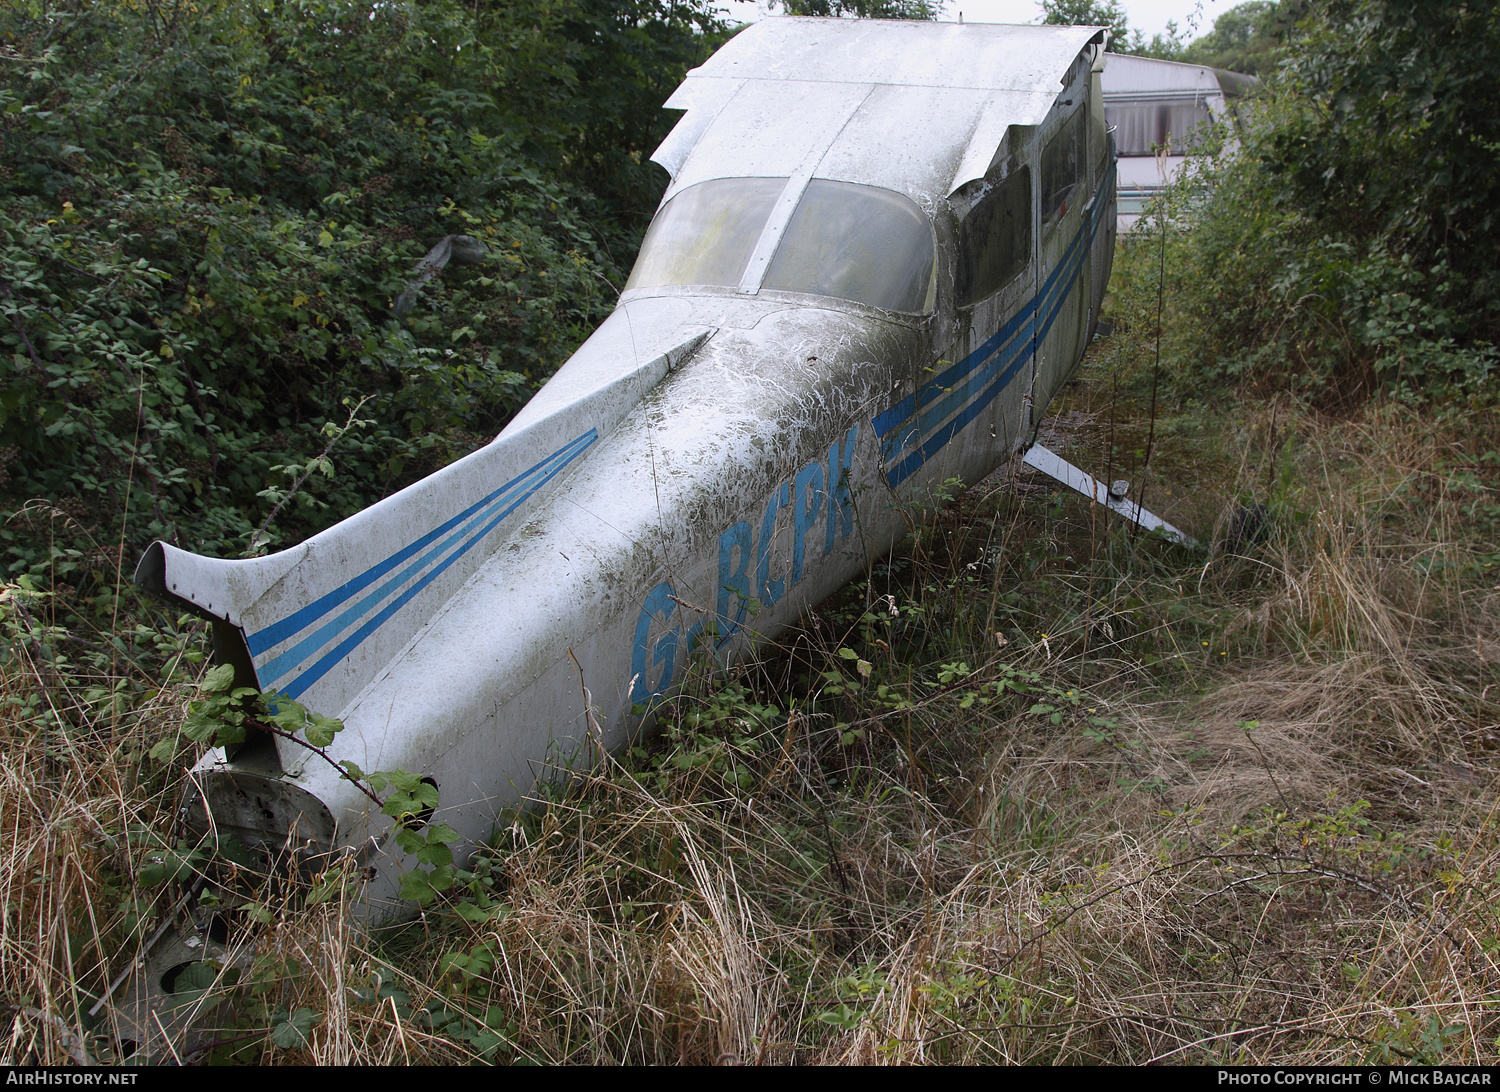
[4,369,1500,1064]
[0,586,200,1064]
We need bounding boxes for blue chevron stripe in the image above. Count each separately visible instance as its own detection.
[255,453,562,687]
[248,429,597,694]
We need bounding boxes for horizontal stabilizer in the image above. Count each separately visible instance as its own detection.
[1022,443,1198,547]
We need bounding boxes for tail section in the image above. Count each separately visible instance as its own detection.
[136,319,712,726]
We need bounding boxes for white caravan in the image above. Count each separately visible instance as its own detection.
[1102,52,1259,231]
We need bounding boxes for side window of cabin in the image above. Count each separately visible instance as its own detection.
[955,166,1031,308]
[1040,107,1085,236]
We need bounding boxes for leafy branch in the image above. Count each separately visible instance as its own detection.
[245,395,372,557]
[183,665,459,905]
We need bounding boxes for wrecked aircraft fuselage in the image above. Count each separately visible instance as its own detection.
[135,17,1119,918]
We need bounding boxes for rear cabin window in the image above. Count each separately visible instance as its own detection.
[625,177,786,291]
[956,167,1031,307]
[1040,107,1086,236]
[763,180,934,313]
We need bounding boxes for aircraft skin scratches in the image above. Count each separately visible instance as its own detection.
[134,18,1117,917]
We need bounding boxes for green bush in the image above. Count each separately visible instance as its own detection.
[1119,0,1500,405]
[0,0,722,605]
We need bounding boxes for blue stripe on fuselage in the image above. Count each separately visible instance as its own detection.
[878,164,1114,487]
[875,203,1094,450]
[248,429,597,693]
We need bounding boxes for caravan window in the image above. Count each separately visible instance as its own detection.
[956,167,1031,307]
[1040,108,1086,236]
[1106,99,1214,157]
[763,180,934,312]
[625,177,786,290]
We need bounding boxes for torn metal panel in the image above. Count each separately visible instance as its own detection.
[665,77,874,199]
[653,75,745,182]
[686,17,1100,91]
[656,19,1101,206]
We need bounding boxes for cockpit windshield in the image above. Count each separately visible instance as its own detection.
[763,180,933,312]
[626,176,935,313]
[624,177,785,291]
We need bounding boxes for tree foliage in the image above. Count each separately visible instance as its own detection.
[0,0,723,606]
[1039,0,1128,44]
[1125,0,1500,402]
[770,0,938,20]
[1040,0,1194,59]
[1181,1,1302,75]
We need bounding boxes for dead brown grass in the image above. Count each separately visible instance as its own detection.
[4,380,1500,1065]
[0,607,197,1064]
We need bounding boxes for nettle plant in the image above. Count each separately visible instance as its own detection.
[184,664,457,906]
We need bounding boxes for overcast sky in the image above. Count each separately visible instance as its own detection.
[715,1,1233,42]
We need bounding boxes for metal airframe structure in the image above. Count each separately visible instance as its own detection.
[134,18,1121,921]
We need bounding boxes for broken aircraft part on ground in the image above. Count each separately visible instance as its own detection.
[131,17,1167,956]
[1022,444,1199,547]
[391,233,489,317]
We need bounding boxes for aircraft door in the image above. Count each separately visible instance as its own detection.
[944,164,1036,474]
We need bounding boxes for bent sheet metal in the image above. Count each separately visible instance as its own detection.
[131,19,1140,947]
